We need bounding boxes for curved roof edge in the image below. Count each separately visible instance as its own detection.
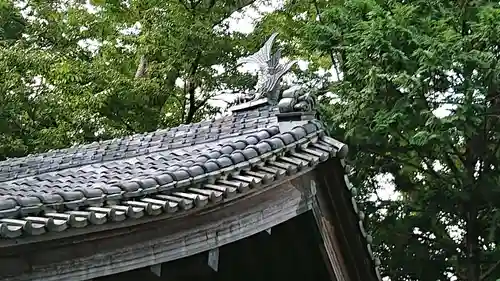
[0,31,382,281]
[0,170,317,281]
[0,130,339,239]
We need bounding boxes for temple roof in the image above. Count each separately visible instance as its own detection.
[0,106,280,207]
[0,103,338,236]
[0,33,382,281]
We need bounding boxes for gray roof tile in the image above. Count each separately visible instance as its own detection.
[0,107,278,182]
[0,106,282,211]
[0,101,380,281]
[0,128,351,241]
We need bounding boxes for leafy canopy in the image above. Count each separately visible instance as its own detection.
[0,0,259,159]
[299,0,500,280]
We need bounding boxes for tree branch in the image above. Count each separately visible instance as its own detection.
[184,51,202,123]
[364,147,447,183]
[480,259,500,281]
[391,130,448,182]
[177,0,190,11]
[211,0,256,27]
[311,0,340,78]
[194,95,212,111]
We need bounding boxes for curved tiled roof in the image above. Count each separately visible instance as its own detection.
[0,129,339,238]
[0,106,277,182]
[0,104,381,281]
[0,113,336,237]
[0,105,323,220]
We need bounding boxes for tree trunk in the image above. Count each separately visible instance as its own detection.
[135,55,148,78]
[465,203,480,281]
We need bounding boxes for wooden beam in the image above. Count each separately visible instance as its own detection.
[320,160,379,281]
[310,178,351,281]
[150,264,161,277]
[310,178,317,196]
[2,172,316,281]
[207,248,219,272]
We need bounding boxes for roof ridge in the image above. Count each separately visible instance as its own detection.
[0,107,278,182]
[0,121,347,240]
[0,120,325,219]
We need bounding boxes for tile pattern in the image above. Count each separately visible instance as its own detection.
[278,86,316,113]
[0,102,381,281]
[0,107,279,216]
[0,128,338,239]
[0,106,278,183]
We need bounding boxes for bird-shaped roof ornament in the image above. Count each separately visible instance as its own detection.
[237,33,296,105]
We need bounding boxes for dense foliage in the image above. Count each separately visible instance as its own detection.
[0,0,260,159]
[3,0,500,280]
[298,0,500,280]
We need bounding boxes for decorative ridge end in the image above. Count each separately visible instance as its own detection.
[234,32,297,107]
[228,33,318,115]
[277,86,317,114]
[228,98,269,113]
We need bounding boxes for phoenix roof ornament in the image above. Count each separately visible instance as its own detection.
[237,33,296,105]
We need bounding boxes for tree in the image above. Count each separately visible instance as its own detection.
[302,0,500,280]
[0,0,259,159]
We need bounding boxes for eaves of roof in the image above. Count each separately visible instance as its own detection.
[0,119,381,281]
[0,113,328,237]
[0,32,381,281]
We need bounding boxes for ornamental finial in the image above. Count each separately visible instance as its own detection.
[236,33,296,105]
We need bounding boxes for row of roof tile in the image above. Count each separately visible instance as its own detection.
[0,107,278,182]
[0,119,323,219]
[0,130,343,238]
[340,159,382,281]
